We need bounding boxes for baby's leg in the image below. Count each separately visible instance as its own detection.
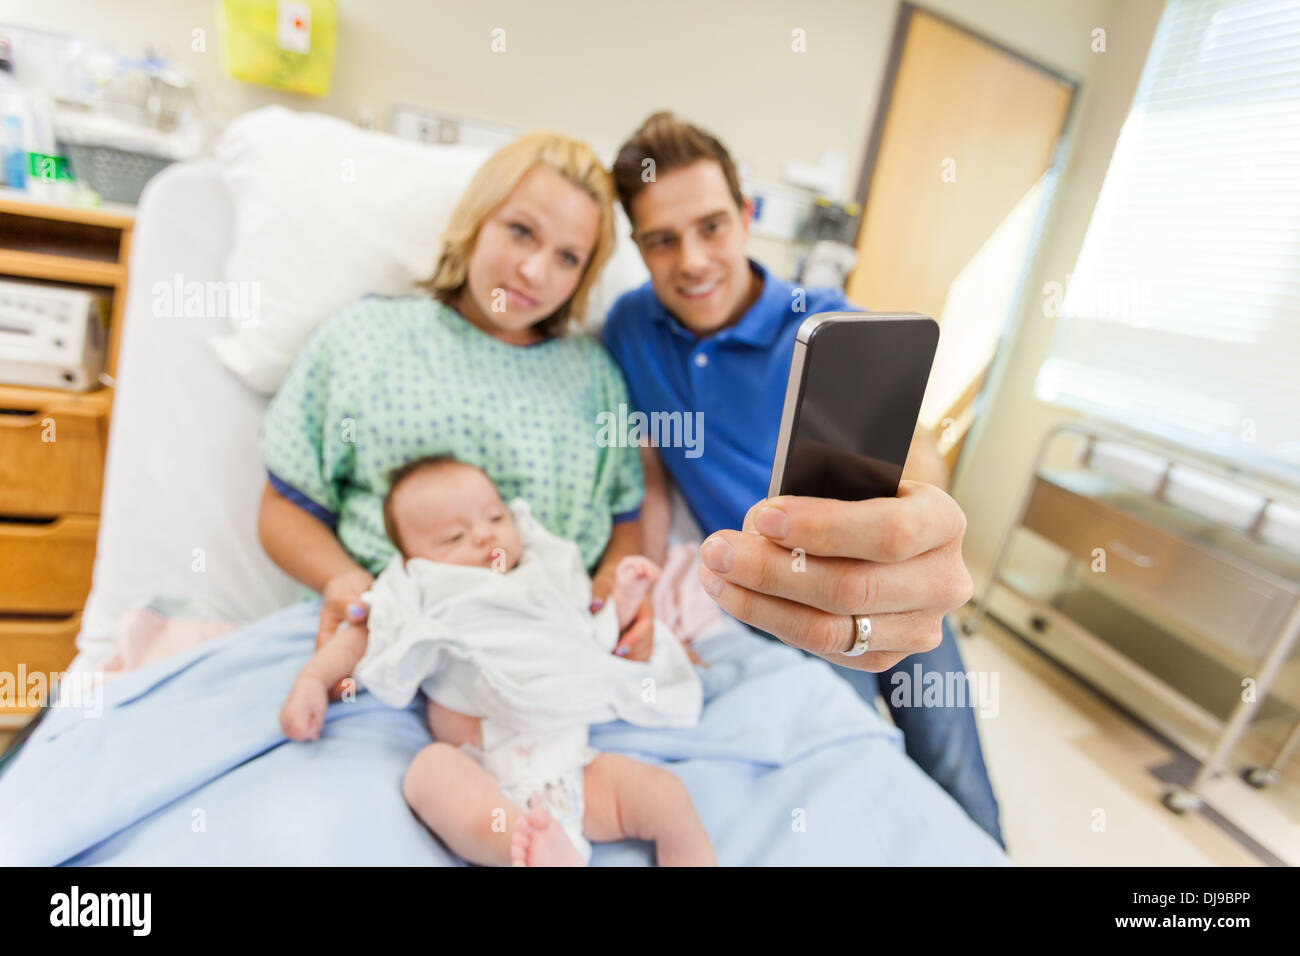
[426,698,483,749]
[582,753,717,866]
[510,799,587,867]
[279,622,369,741]
[610,556,661,631]
[403,742,555,866]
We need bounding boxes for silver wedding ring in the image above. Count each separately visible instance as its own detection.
[843,614,872,656]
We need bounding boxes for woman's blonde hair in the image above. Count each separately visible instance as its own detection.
[423,131,616,338]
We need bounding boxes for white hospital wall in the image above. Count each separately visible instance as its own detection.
[2,0,1167,581]
[4,0,904,201]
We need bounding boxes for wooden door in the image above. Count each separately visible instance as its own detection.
[848,5,1075,474]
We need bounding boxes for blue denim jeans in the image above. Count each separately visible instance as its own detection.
[831,617,1005,849]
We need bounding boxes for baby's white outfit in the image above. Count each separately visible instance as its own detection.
[353,497,703,862]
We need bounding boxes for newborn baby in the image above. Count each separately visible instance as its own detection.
[279,454,715,867]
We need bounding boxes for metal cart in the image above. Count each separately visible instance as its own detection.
[963,421,1300,813]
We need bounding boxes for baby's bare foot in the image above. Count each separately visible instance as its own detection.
[510,795,585,867]
[280,677,328,741]
[611,555,661,631]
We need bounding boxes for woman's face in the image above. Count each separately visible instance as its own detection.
[457,164,601,345]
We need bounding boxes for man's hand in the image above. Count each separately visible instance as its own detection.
[695,481,973,671]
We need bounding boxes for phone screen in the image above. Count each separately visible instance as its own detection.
[771,314,939,501]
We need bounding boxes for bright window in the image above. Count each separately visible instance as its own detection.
[1036,0,1300,481]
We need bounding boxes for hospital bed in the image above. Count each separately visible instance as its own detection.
[0,147,1007,866]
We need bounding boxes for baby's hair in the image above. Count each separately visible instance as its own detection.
[382,453,479,559]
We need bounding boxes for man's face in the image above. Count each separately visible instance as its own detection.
[629,160,756,337]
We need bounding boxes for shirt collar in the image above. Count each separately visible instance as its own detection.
[651,259,790,348]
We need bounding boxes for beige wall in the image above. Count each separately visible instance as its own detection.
[6,0,895,195]
[3,0,1167,578]
[947,0,1167,586]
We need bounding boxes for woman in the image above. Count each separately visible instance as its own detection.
[256,131,655,681]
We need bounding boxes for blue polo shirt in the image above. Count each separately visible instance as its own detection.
[601,259,857,536]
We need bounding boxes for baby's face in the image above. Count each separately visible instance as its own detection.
[389,465,523,571]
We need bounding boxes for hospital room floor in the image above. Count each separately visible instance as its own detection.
[2,618,1295,867]
[955,611,1299,867]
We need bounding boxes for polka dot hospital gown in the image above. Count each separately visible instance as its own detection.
[259,295,644,579]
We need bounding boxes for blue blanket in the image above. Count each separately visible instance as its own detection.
[0,601,1007,865]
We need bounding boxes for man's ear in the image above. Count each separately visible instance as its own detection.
[626,195,647,249]
[625,208,647,262]
[739,196,755,242]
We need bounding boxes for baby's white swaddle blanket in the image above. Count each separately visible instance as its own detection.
[353,497,703,738]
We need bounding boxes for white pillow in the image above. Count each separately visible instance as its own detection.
[211,106,491,393]
[210,105,647,394]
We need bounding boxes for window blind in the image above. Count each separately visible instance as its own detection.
[1035,0,1300,481]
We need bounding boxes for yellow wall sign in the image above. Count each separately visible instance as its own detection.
[220,0,337,97]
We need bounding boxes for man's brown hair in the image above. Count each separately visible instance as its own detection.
[382,454,468,559]
[611,111,746,230]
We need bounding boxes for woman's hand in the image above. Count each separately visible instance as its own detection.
[612,595,655,662]
[589,572,615,609]
[318,568,374,697]
[591,578,655,663]
[696,481,973,672]
[318,568,374,649]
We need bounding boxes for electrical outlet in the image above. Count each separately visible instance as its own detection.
[276,1,312,54]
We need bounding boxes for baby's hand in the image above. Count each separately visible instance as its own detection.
[280,677,329,741]
[611,556,660,632]
[589,558,659,662]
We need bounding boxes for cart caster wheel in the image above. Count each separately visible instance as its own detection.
[1243,767,1277,789]
[1162,788,1202,814]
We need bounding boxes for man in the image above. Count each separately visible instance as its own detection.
[600,111,1003,847]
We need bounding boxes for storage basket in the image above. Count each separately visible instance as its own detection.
[58,140,175,205]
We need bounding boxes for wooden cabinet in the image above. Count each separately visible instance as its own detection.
[0,190,133,725]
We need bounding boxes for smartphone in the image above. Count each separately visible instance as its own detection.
[768,312,940,501]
